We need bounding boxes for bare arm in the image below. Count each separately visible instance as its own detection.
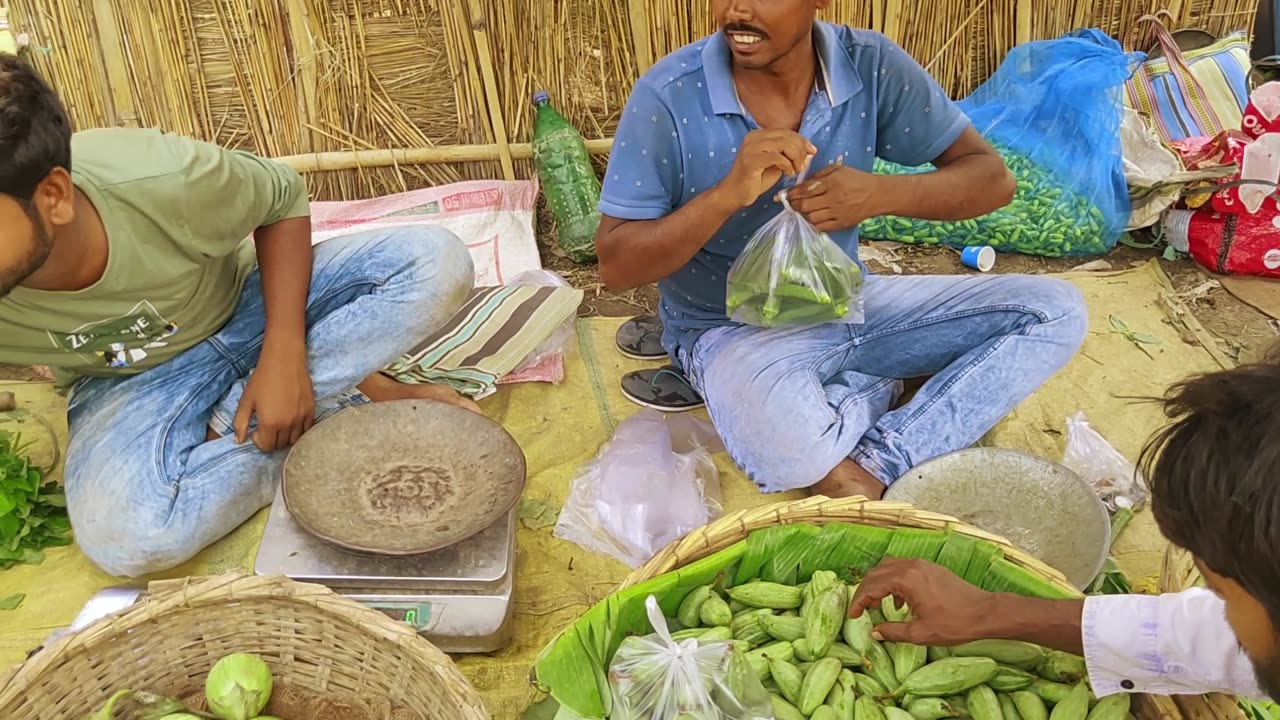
[253,216,312,358]
[596,188,739,291]
[878,126,1015,221]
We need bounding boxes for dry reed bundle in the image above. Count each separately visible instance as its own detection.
[7,0,1263,201]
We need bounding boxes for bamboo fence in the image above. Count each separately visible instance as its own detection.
[7,0,1260,201]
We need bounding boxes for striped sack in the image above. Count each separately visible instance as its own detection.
[383,284,582,396]
[1124,21,1250,145]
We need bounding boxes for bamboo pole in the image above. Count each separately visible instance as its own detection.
[284,0,319,153]
[89,0,138,127]
[276,138,616,173]
[465,0,516,180]
[626,0,653,73]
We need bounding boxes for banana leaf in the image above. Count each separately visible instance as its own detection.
[534,523,1079,718]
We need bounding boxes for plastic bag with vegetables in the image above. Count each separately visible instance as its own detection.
[609,596,772,720]
[725,191,864,329]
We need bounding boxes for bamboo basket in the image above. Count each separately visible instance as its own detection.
[0,574,489,720]
[605,496,1235,720]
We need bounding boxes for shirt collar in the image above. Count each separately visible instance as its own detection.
[701,21,863,116]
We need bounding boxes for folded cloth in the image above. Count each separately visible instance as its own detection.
[383,284,582,396]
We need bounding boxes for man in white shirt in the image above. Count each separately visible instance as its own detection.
[848,358,1277,700]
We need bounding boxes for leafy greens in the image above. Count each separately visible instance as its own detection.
[0,430,72,569]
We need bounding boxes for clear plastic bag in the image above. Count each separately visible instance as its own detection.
[1061,412,1149,510]
[726,191,865,328]
[861,30,1142,256]
[554,410,724,568]
[508,269,578,376]
[609,596,773,720]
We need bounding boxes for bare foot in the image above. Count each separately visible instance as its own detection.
[357,372,483,415]
[810,458,886,500]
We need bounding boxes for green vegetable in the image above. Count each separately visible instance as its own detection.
[773,694,807,720]
[1048,684,1090,720]
[156,716,203,720]
[968,684,1003,720]
[699,593,733,627]
[842,613,874,655]
[0,431,72,569]
[0,592,24,610]
[863,639,900,692]
[678,586,713,627]
[760,614,808,642]
[906,698,965,720]
[1000,693,1024,720]
[800,658,843,715]
[771,658,805,706]
[1085,695,1130,720]
[989,664,1036,691]
[205,652,274,720]
[806,581,848,657]
[881,596,911,623]
[86,689,134,720]
[1036,651,1087,684]
[1012,691,1049,720]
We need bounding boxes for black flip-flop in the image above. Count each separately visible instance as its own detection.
[616,315,668,360]
[620,366,705,412]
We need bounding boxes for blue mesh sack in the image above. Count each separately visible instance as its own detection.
[861,30,1143,257]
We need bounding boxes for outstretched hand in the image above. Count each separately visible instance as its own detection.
[848,557,994,646]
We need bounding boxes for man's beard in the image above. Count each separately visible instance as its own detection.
[0,208,53,298]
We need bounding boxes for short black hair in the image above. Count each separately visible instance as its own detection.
[1143,351,1280,623]
[0,54,72,203]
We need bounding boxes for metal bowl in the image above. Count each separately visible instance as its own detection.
[282,399,527,556]
[884,448,1110,589]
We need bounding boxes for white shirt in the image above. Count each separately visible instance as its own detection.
[1083,589,1264,699]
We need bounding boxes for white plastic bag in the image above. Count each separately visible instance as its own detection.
[508,269,577,376]
[608,596,773,720]
[555,411,724,568]
[1061,412,1149,510]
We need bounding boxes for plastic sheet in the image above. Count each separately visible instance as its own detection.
[1061,412,1149,510]
[555,411,724,568]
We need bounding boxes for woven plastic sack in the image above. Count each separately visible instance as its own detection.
[608,596,773,720]
[726,190,864,328]
[861,30,1141,257]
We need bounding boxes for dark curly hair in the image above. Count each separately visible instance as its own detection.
[1142,347,1280,625]
[0,53,71,203]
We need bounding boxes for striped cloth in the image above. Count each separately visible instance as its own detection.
[1125,32,1251,145]
[383,284,582,396]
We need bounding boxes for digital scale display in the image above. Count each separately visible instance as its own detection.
[368,602,433,632]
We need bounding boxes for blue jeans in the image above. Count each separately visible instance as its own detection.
[681,274,1088,492]
[63,227,474,577]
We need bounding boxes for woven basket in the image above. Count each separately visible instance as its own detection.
[615,496,1227,720]
[0,574,488,720]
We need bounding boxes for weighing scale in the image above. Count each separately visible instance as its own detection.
[255,483,517,654]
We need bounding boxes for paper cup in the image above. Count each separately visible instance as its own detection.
[961,245,996,272]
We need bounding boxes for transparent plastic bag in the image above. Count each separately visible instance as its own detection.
[861,30,1142,256]
[1061,412,1149,510]
[508,269,577,375]
[726,191,864,328]
[609,596,773,720]
[554,410,724,568]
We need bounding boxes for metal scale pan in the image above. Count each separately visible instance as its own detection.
[255,399,527,653]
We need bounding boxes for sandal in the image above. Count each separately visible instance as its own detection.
[620,366,705,412]
[615,315,668,360]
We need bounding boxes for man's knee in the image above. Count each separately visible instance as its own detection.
[361,226,475,331]
[1029,276,1089,350]
[71,510,195,578]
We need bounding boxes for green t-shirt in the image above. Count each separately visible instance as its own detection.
[0,128,310,387]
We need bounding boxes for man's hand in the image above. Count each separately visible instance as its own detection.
[849,558,994,645]
[715,130,816,210]
[233,341,315,453]
[786,164,887,232]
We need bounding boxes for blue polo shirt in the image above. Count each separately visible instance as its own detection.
[599,22,970,360]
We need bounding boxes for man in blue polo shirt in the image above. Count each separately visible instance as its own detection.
[597,0,1089,500]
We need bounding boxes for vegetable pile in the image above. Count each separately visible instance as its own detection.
[859,145,1115,257]
[0,431,72,569]
[632,570,1123,720]
[85,652,278,720]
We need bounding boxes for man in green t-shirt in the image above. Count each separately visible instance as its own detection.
[0,55,477,577]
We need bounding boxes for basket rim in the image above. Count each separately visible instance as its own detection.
[618,495,1077,592]
[0,573,488,719]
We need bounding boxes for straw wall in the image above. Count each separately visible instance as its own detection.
[7,0,1260,201]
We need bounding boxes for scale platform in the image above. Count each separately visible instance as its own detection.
[255,485,515,653]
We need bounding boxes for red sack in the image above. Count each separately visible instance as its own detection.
[1167,207,1280,277]
[1242,82,1280,138]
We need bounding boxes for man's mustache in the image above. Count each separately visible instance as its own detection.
[723,23,768,39]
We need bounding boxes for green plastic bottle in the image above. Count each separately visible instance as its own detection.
[532,90,601,263]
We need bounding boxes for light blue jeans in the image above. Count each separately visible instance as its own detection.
[64,227,474,577]
[681,274,1088,492]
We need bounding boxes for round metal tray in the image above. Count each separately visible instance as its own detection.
[282,400,527,556]
[885,448,1110,589]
